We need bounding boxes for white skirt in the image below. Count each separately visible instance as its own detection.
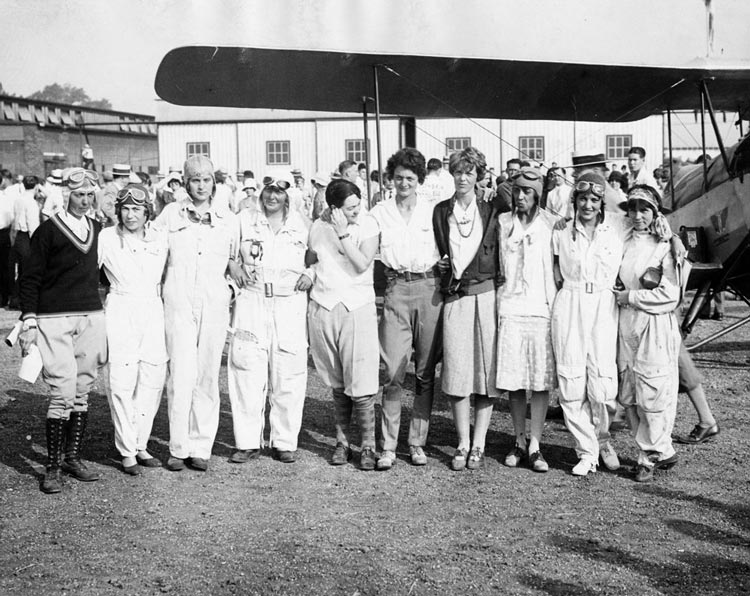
[496,315,556,392]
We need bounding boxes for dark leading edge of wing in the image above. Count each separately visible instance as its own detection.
[155,46,750,122]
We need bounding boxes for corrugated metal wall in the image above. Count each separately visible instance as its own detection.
[315,119,400,176]
[415,118,502,167]
[158,114,674,178]
[237,121,317,178]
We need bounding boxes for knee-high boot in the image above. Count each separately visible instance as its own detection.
[61,411,100,482]
[41,418,66,494]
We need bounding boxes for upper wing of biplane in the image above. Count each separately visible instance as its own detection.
[155,46,750,122]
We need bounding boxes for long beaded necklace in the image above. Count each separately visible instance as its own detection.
[455,200,477,238]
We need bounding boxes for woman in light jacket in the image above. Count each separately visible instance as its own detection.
[614,185,682,483]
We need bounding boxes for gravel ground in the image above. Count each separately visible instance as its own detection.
[0,301,748,596]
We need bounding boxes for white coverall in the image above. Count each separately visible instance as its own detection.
[227,209,309,452]
[155,199,238,460]
[551,214,628,461]
[617,231,681,467]
[99,225,169,458]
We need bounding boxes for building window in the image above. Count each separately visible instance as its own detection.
[445,137,471,155]
[266,140,290,165]
[186,142,210,159]
[345,139,369,163]
[519,136,544,162]
[606,135,633,160]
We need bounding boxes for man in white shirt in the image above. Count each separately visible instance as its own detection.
[9,176,42,309]
[369,148,443,469]
[0,169,14,306]
[41,169,65,220]
[213,166,237,212]
[545,166,572,220]
[627,146,660,191]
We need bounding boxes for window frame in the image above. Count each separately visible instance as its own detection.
[345,138,369,163]
[606,134,633,160]
[186,141,210,159]
[518,136,545,162]
[266,140,291,166]
[445,137,471,155]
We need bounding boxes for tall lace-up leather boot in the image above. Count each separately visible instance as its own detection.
[41,418,66,494]
[60,411,100,482]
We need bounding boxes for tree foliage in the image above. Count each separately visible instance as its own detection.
[28,83,112,110]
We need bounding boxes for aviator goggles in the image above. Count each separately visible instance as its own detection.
[574,180,606,198]
[66,168,99,190]
[116,184,150,208]
[262,176,291,191]
[511,169,543,182]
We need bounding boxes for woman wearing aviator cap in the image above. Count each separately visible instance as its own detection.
[496,167,559,473]
[99,183,168,474]
[614,185,682,483]
[551,170,628,476]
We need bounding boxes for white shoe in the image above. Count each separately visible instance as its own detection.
[599,442,620,471]
[572,457,597,477]
[376,450,396,470]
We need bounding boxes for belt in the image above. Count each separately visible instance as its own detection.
[563,280,611,294]
[386,268,435,282]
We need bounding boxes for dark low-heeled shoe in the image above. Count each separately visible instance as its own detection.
[136,455,162,468]
[675,423,720,445]
[123,463,142,476]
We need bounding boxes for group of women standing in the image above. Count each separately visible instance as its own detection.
[433,148,684,481]
[99,148,684,484]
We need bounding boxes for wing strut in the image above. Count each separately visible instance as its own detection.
[700,79,732,176]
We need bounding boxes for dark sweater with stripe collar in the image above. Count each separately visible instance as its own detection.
[19,214,102,319]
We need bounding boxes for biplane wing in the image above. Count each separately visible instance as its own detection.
[155,46,750,122]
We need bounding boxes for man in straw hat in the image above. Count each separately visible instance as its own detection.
[18,167,107,494]
[96,163,132,227]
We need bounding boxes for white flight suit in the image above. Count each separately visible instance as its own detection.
[617,231,681,467]
[99,225,169,458]
[228,209,309,452]
[551,213,628,461]
[155,198,238,460]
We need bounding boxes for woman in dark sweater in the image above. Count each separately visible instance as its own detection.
[19,167,107,494]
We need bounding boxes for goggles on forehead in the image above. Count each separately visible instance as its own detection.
[116,186,149,207]
[262,176,291,191]
[512,169,543,182]
[574,180,606,198]
[66,168,99,189]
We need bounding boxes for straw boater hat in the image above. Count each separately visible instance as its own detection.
[570,151,607,170]
[47,169,63,185]
[112,164,132,178]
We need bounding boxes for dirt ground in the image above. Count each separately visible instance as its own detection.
[0,299,748,596]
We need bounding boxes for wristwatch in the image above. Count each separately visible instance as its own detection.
[22,319,37,331]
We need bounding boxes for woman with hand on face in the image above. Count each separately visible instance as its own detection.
[226,180,312,465]
[99,183,168,475]
[433,147,503,471]
[307,179,380,470]
[496,168,558,473]
[551,170,627,477]
[614,185,682,483]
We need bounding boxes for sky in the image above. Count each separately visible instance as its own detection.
[2,0,750,116]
